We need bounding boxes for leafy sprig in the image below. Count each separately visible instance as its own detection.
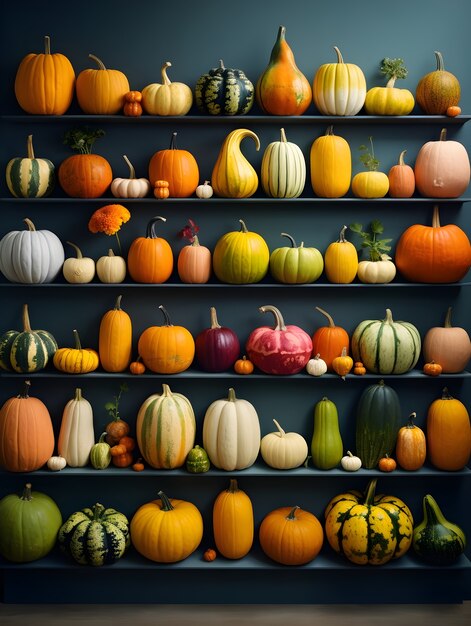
[349,220,393,262]
[380,57,408,87]
[104,383,128,421]
[63,127,106,154]
[359,136,380,171]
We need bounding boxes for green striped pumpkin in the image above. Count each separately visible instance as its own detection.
[136,383,196,469]
[195,60,254,116]
[58,503,130,566]
[0,304,57,373]
[261,128,306,198]
[6,135,55,198]
[351,308,421,374]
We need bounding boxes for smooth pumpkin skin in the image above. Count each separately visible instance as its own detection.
[99,295,132,372]
[57,388,95,468]
[76,54,130,115]
[311,397,343,470]
[260,419,308,469]
[195,307,240,372]
[388,150,415,198]
[141,61,193,116]
[364,86,415,115]
[395,412,426,471]
[213,478,254,559]
[310,126,351,198]
[416,51,461,114]
[426,388,471,471]
[177,236,212,284]
[14,35,75,115]
[351,171,390,199]
[148,132,199,198]
[324,225,359,284]
[127,216,174,284]
[96,249,127,284]
[212,129,260,198]
[58,153,113,198]
[256,25,312,116]
[356,256,397,284]
[422,307,471,373]
[311,306,350,372]
[130,491,203,563]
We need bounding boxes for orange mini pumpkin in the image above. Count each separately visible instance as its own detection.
[123,91,143,116]
[148,132,199,198]
[127,216,174,283]
[154,180,170,199]
[234,356,255,375]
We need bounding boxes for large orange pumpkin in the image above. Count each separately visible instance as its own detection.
[127,216,174,284]
[14,35,75,115]
[0,380,54,472]
[76,54,130,115]
[58,153,113,198]
[148,132,199,198]
[395,205,471,283]
[311,306,350,372]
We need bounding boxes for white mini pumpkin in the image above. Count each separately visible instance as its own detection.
[111,155,151,198]
[260,419,308,469]
[306,354,328,376]
[195,180,214,199]
[62,242,96,284]
[47,455,67,472]
[357,254,396,284]
[340,451,362,472]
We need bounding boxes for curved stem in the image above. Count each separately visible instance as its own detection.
[66,241,83,259]
[315,306,336,328]
[72,329,82,350]
[406,411,417,428]
[114,294,123,310]
[286,505,300,520]
[338,225,348,243]
[89,54,107,70]
[158,304,173,326]
[147,216,167,238]
[363,478,378,506]
[218,59,225,70]
[444,306,453,328]
[384,308,394,324]
[398,150,407,166]
[279,128,287,143]
[169,132,178,150]
[161,383,172,397]
[386,76,397,88]
[22,303,32,332]
[273,419,286,437]
[439,128,447,142]
[239,219,249,233]
[281,232,297,248]
[161,61,172,85]
[23,218,36,232]
[227,387,237,402]
[209,306,221,329]
[434,51,445,71]
[158,490,174,512]
[333,46,344,63]
[259,305,287,331]
[123,155,136,179]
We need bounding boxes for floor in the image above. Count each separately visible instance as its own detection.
[1,603,471,626]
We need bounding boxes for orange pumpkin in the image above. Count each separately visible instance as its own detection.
[331,347,353,379]
[177,235,212,284]
[388,150,415,198]
[234,356,254,375]
[14,35,75,115]
[137,304,195,374]
[395,205,471,283]
[98,295,132,372]
[378,454,397,472]
[0,380,54,472]
[59,153,112,198]
[76,54,130,115]
[153,180,170,199]
[148,132,199,198]
[212,479,254,560]
[423,361,443,377]
[311,306,350,372]
[422,306,471,373]
[127,216,174,284]
[123,91,143,116]
[395,412,427,471]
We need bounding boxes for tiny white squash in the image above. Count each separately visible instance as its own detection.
[341,450,362,472]
[57,388,95,467]
[62,241,96,284]
[202,387,261,471]
[47,455,67,472]
[111,155,151,199]
[96,249,127,284]
[306,353,328,377]
[357,254,396,284]
[195,180,214,199]
[260,419,308,469]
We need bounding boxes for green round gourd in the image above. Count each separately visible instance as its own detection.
[0,483,62,563]
[185,445,211,473]
[89,432,112,470]
[355,379,402,469]
[58,502,130,566]
[311,396,343,470]
[269,232,324,284]
[195,59,254,116]
[6,135,55,198]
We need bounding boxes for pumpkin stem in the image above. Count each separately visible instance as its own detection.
[273,419,286,437]
[333,46,344,64]
[440,387,454,400]
[114,294,123,310]
[431,205,441,228]
[158,490,174,511]
[326,125,334,136]
[44,36,51,55]
[384,308,394,324]
[74,388,83,402]
[161,61,172,85]
[315,306,336,328]
[92,503,105,520]
[161,383,172,398]
[72,329,82,350]
[444,306,453,328]
[209,306,221,329]
[281,233,297,248]
[338,225,348,243]
[434,51,445,71]
[286,505,300,520]
[122,155,136,179]
[107,249,116,257]
[398,150,407,166]
[191,234,201,247]
[169,132,178,150]
[147,216,167,238]
[219,59,226,70]
[98,432,108,443]
[26,134,35,159]
[228,478,239,493]
[158,304,172,326]
[21,483,33,502]
[259,304,287,331]
[22,303,33,333]
[363,478,378,506]
[280,128,287,143]
[239,219,249,233]
[88,54,107,70]
[18,380,31,399]
[406,411,417,428]
[439,128,447,142]
[227,387,237,402]
[23,218,36,232]
[66,241,83,259]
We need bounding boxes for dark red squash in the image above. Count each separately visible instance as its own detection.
[195,307,240,372]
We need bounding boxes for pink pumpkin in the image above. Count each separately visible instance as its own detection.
[245,305,313,375]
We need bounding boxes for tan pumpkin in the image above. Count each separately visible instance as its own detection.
[96,249,127,284]
[141,61,193,116]
[98,295,132,373]
[76,54,130,115]
[260,419,308,469]
[177,235,212,284]
[422,307,471,373]
[57,388,95,467]
[62,242,95,284]
[310,126,351,198]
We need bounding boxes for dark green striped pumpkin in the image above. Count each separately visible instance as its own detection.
[6,135,55,198]
[351,308,421,374]
[195,60,254,116]
[0,304,57,373]
[57,503,130,566]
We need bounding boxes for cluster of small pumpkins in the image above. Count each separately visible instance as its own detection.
[0,476,466,569]
[13,30,462,119]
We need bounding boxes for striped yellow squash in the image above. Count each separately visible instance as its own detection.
[6,135,55,198]
[211,129,260,198]
[310,126,351,197]
[261,128,306,198]
[136,384,196,469]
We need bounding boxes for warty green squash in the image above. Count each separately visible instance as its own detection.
[195,59,254,116]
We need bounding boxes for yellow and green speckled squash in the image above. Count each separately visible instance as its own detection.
[324,478,414,565]
[211,129,260,198]
[261,128,306,198]
[6,135,55,198]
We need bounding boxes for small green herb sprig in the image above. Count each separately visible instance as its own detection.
[359,136,380,171]
[380,57,408,88]
[349,220,393,262]
[63,127,106,154]
[104,383,128,421]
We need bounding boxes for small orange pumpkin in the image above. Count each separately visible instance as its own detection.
[446,105,462,117]
[203,548,217,562]
[154,180,170,199]
[388,150,415,198]
[132,458,145,472]
[332,347,353,379]
[148,132,199,198]
[123,91,143,116]
[378,454,397,472]
[423,361,443,377]
[130,357,145,375]
[353,361,366,376]
[234,356,255,375]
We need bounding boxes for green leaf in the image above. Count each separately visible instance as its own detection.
[370,219,384,234]
[380,57,408,81]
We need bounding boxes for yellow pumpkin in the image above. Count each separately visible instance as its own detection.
[141,61,193,116]
[76,54,130,115]
[324,225,359,284]
[352,137,390,198]
[53,329,99,374]
[310,126,351,198]
[212,479,254,560]
[364,58,415,115]
[211,129,260,198]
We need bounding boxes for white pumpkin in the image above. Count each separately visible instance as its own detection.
[340,451,362,472]
[96,249,127,284]
[202,387,261,471]
[141,61,193,116]
[306,353,328,376]
[111,155,151,199]
[195,180,214,199]
[261,128,306,198]
[0,217,64,284]
[62,241,96,284]
[357,254,396,284]
[260,419,308,469]
[57,388,95,467]
[47,455,67,472]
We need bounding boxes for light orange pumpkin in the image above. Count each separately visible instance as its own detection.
[127,216,174,284]
[76,54,130,115]
[395,412,427,471]
[212,479,254,560]
[422,306,471,373]
[177,235,212,284]
[148,132,199,198]
[388,150,415,198]
[98,295,132,373]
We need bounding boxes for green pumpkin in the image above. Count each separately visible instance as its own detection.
[186,445,211,473]
[311,396,343,470]
[0,483,62,563]
[58,503,130,566]
[413,494,466,565]
[6,135,55,198]
[269,232,324,284]
[195,59,254,116]
[89,432,112,470]
[355,379,402,469]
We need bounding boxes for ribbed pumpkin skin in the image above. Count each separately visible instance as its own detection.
[96,250,127,284]
[76,55,130,115]
[395,413,427,471]
[213,479,254,559]
[311,397,343,470]
[195,60,254,116]
[313,46,366,116]
[0,218,65,284]
[130,492,203,563]
[136,384,196,469]
[324,226,358,284]
[423,307,471,373]
[388,150,415,198]
[195,307,240,372]
[355,380,402,469]
[14,36,75,115]
[311,306,350,372]
[364,87,415,115]
[351,171,390,199]
[58,154,113,198]
[57,388,95,468]
[310,126,351,198]
[99,295,132,372]
[0,382,55,472]
[0,484,62,563]
[127,217,174,284]
[142,62,193,116]
[261,128,306,198]
[212,219,269,284]
[416,52,461,114]
[53,330,100,374]
[6,135,55,198]
[211,129,260,198]
[351,308,421,375]
[426,389,471,471]
[269,234,324,284]
[324,479,414,565]
[148,133,199,198]
[58,503,130,566]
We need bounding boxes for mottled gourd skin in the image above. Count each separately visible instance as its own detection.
[195,60,254,116]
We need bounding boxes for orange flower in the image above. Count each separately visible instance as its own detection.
[88,204,131,236]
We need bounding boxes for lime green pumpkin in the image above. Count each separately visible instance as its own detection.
[186,445,211,473]
[311,396,343,470]
[269,232,323,284]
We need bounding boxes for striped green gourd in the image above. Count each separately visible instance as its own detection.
[261,128,306,198]
[355,379,402,469]
[351,308,421,374]
[136,383,196,469]
[58,503,130,566]
[6,135,55,198]
[195,60,254,116]
[89,432,112,470]
[0,303,57,373]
